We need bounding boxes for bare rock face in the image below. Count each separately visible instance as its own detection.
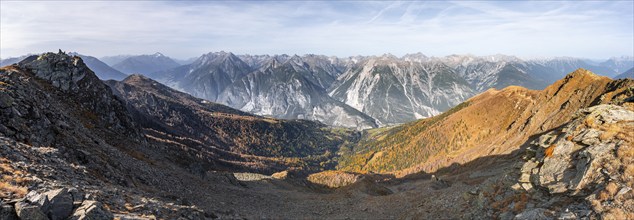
[531,105,633,195]
[18,52,89,91]
[1,51,143,147]
[516,104,634,219]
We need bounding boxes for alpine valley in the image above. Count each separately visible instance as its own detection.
[1,51,633,219]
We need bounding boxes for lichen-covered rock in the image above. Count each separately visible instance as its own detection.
[532,105,632,195]
[516,104,634,219]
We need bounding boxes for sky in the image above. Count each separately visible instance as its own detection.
[1,1,633,60]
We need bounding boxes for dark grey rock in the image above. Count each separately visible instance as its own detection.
[0,203,18,220]
[0,93,13,108]
[44,188,74,220]
[24,191,51,213]
[69,200,114,220]
[14,201,48,220]
[514,208,553,220]
[68,188,85,208]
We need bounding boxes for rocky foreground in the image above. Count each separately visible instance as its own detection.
[486,104,634,219]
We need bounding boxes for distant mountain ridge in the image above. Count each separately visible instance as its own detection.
[69,52,128,80]
[4,51,632,128]
[152,51,632,128]
[615,67,634,79]
[329,56,475,124]
[112,52,181,75]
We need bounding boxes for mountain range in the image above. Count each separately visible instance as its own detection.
[150,52,633,127]
[111,52,181,75]
[1,51,632,219]
[2,52,632,128]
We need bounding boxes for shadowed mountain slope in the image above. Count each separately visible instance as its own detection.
[106,74,359,173]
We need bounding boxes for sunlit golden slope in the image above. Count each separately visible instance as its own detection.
[337,69,634,176]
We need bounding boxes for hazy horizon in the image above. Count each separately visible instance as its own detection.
[1,1,633,60]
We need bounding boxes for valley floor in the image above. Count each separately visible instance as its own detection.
[176,151,517,219]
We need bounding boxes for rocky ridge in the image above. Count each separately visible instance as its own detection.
[336,69,633,175]
[112,52,181,76]
[0,51,223,218]
[328,56,475,124]
[154,52,632,128]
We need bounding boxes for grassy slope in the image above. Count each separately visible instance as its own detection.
[336,69,633,176]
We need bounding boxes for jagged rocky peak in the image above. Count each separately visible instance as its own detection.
[402,52,429,62]
[286,54,309,68]
[544,68,607,94]
[122,73,152,84]
[567,68,600,78]
[379,53,397,58]
[257,55,287,70]
[17,50,98,91]
[194,51,241,66]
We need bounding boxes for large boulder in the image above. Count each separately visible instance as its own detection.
[15,191,50,220]
[44,188,74,220]
[13,188,85,220]
[14,201,47,220]
[1,203,19,220]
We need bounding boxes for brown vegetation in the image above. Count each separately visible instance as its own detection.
[337,69,628,176]
[544,145,556,158]
[307,170,360,188]
[0,157,29,198]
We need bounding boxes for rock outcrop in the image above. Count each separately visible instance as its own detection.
[69,200,113,220]
[513,104,634,219]
[11,188,109,220]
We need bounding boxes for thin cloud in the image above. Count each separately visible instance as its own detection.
[1,1,632,59]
